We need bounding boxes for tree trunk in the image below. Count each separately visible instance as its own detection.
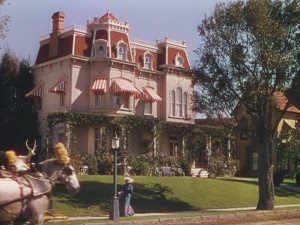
[256,157,274,210]
[256,109,275,210]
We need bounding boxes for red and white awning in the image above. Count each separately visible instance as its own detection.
[25,83,44,98]
[112,78,140,95]
[48,76,67,94]
[92,79,107,94]
[143,87,162,102]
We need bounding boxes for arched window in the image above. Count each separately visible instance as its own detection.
[93,40,108,58]
[117,41,127,60]
[170,87,188,118]
[183,92,187,117]
[171,90,175,116]
[144,52,153,70]
[176,87,182,117]
[175,53,184,67]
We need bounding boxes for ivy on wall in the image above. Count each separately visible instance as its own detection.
[46,112,232,159]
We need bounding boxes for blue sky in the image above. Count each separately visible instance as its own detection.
[0,0,229,66]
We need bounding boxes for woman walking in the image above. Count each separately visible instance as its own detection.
[118,177,134,217]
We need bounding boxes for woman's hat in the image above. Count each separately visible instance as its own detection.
[124,177,134,183]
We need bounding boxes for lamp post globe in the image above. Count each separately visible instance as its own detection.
[109,133,120,220]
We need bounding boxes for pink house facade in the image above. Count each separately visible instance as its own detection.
[26,11,195,158]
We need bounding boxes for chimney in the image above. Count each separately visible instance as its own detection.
[50,11,65,58]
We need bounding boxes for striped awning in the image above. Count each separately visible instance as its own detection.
[112,78,140,95]
[143,87,162,102]
[92,79,106,94]
[25,83,44,98]
[48,76,67,94]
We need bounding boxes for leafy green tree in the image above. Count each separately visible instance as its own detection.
[193,0,300,210]
[0,50,38,154]
[277,128,300,168]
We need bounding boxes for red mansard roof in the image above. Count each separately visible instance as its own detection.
[167,47,190,68]
[99,11,119,22]
[35,36,73,65]
[35,11,191,71]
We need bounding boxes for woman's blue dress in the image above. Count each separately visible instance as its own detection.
[120,183,134,217]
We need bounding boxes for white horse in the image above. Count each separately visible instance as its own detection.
[0,158,80,225]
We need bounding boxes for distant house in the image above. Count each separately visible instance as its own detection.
[235,91,300,177]
[26,11,195,159]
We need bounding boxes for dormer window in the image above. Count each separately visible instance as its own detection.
[117,40,128,60]
[175,53,184,67]
[144,52,153,70]
[93,40,108,58]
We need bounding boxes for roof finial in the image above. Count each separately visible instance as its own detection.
[108,0,110,12]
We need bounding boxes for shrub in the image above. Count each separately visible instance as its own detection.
[96,153,114,175]
[273,172,284,187]
[208,152,240,177]
[126,154,153,175]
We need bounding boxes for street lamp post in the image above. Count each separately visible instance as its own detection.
[109,133,120,220]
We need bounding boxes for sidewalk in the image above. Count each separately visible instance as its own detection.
[48,204,300,224]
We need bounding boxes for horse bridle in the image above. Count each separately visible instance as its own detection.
[56,165,74,188]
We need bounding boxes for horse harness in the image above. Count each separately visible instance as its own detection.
[0,171,52,208]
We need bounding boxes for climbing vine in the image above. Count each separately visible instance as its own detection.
[46,112,232,163]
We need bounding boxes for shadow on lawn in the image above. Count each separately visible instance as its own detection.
[222,178,300,198]
[52,180,195,214]
[219,177,259,185]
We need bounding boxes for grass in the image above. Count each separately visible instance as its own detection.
[51,175,300,218]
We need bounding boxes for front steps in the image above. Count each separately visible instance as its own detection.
[191,168,209,178]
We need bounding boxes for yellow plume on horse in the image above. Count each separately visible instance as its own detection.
[54,142,70,164]
[5,150,17,165]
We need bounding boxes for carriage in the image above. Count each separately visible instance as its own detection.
[0,141,80,225]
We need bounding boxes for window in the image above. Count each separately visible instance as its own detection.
[144,53,153,70]
[144,102,152,114]
[183,92,187,118]
[94,128,105,152]
[35,97,42,111]
[171,90,175,116]
[169,136,179,157]
[94,40,108,58]
[176,87,182,117]
[240,116,248,140]
[252,153,258,170]
[95,94,105,107]
[118,43,127,60]
[60,94,66,107]
[113,95,130,109]
[58,133,66,145]
[96,44,106,58]
[175,53,184,67]
[170,88,188,118]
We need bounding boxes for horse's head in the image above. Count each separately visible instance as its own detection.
[37,159,80,193]
[57,164,80,193]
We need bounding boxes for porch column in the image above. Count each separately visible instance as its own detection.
[228,133,231,158]
[153,125,157,156]
[182,138,185,157]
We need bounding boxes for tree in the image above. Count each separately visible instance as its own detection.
[193,0,300,210]
[0,0,10,40]
[277,128,300,168]
[0,50,39,154]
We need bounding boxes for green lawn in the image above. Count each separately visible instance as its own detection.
[52,175,300,217]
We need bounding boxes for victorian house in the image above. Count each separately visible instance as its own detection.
[26,11,194,159]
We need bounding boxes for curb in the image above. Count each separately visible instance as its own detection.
[48,205,300,224]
